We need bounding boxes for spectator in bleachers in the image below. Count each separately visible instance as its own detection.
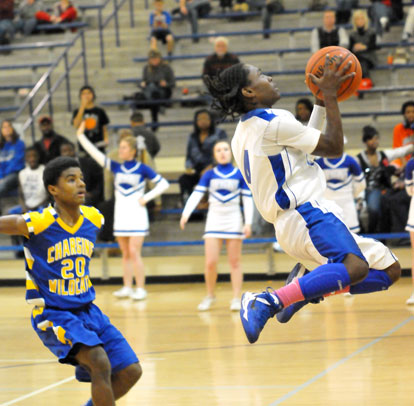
[140,49,175,130]
[72,85,110,153]
[130,112,160,160]
[368,0,403,39]
[179,109,227,204]
[202,37,240,78]
[33,115,69,164]
[310,10,349,54]
[392,100,414,167]
[402,6,414,42]
[262,0,284,39]
[59,140,104,207]
[178,0,212,43]
[14,0,43,36]
[0,120,25,210]
[335,0,359,24]
[316,153,366,233]
[17,146,48,212]
[295,98,313,125]
[150,0,174,57]
[8,146,48,257]
[35,0,77,25]
[356,125,413,233]
[0,0,15,47]
[349,10,377,81]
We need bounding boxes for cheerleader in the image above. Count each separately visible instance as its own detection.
[405,157,414,304]
[77,122,169,300]
[180,140,254,311]
[316,153,366,232]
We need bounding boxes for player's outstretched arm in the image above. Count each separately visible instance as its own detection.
[309,57,355,158]
[0,215,29,238]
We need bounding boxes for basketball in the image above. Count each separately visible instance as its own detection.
[305,46,362,102]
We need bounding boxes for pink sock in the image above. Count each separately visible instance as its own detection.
[274,279,305,307]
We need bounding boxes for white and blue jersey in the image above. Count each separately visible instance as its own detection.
[231,106,397,270]
[77,133,169,237]
[108,160,168,236]
[405,158,414,232]
[182,163,254,239]
[232,108,324,224]
[315,154,366,232]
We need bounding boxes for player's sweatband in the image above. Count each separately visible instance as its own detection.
[307,105,326,132]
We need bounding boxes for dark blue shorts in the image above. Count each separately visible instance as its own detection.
[31,302,138,381]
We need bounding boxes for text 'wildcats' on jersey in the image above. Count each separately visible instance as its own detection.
[23,205,104,309]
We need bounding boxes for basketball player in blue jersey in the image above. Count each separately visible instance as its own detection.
[204,58,401,344]
[0,157,141,405]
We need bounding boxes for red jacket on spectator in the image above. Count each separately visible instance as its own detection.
[36,1,77,23]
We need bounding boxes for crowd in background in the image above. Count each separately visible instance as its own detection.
[1,0,414,246]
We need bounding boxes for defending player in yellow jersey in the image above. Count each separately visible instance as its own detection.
[0,156,141,406]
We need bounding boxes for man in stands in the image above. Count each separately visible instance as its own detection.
[0,0,15,47]
[203,37,240,78]
[310,10,349,53]
[33,116,69,164]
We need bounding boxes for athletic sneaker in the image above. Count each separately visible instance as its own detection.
[276,263,323,324]
[131,287,147,301]
[198,296,216,311]
[240,289,282,344]
[230,298,241,311]
[113,286,133,298]
[406,293,414,305]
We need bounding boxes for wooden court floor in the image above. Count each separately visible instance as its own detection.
[1,279,414,406]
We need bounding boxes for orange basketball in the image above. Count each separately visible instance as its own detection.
[305,46,362,102]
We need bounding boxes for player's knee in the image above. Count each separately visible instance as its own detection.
[87,347,112,377]
[386,261,401,284]
[344,255,369,283]
[127,363,142,385]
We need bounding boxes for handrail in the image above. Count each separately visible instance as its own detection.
[88,0,135,68]
[13,29,88,142]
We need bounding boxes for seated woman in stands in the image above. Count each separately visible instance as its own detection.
[179,109,227,205]
[0,120,25,214]
[349,9,377,89]
[35,0,77,25]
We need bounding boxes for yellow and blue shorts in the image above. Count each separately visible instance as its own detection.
[31,302,138,381]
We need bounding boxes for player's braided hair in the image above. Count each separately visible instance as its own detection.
[203,63,250,119]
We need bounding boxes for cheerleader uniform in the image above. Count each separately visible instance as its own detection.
[315,154,366,232]
[182,163,254,239]
[405,158,414,232]
[78,133,169,237]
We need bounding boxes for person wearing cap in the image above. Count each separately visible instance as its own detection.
[72,85,110,154]
[202,37,240,78]
[33,116,69,164]
[140,50,175,130]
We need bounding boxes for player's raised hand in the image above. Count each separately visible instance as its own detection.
[76,121,86,137]
[308,55,355,97]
